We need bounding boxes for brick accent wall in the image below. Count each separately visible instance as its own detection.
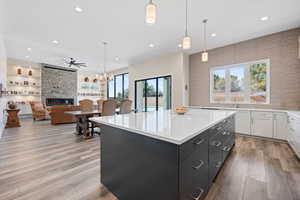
[189,28,300,110]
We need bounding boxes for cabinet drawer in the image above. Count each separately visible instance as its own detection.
[180,130,209,162]
[181,141,209,200]
[208,132,223,183]
[181,179,208,200]
[222,136,235,161]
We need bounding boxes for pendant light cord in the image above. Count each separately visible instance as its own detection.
[103,42,107,74]
[185,0,188,36]
[203,19,207,51]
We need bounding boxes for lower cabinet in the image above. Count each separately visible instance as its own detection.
[180,115,235,200]
[235,111,251,135]
[273,113,288,140]
[287,114,300,158]
[251,112,274,138]
[234,110,289,140]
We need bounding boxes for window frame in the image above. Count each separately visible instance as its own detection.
[210,59,270,105]
[107,73,129,100]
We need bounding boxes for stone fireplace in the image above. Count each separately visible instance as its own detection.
[41,64,77,105]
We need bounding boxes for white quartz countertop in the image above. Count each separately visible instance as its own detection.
[90,109,236,145]
[189,106,300,119]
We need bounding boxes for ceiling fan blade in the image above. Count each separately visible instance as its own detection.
[74,63,86,65]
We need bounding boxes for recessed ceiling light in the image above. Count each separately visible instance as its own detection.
[27,47,32,51]
[52,40,59,44]
[261,16,269,21]
[115,57,120,61]
[149,44,155,48]
[75,6,83,13]
[178,44,182,48]
[211,33,217,37]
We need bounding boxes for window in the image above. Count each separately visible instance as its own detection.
[107,73,129,100]
[210,59,270,104]
[135,76,171,112]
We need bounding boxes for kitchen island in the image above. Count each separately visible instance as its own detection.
[90,109,236,200]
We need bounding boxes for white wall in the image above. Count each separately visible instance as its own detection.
[0,33,7,137]
[128,53,189,108]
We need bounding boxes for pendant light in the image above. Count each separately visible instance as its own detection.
[182,0,191,50]
[146,0,156,24]
[202,19,208,62]
[100,42,107,81]
[100,42,113,82]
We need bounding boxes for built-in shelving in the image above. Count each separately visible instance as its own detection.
[6,64,42,115]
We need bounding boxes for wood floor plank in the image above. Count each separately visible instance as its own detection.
[0,118,299,200]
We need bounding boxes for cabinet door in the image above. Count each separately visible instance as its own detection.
[288,115,300,158]
[208,133,223,183]
[235,111,251,135]
[251,112,273,138]
[273,113,288,140]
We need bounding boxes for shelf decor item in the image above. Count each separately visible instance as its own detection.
[28,69,33,76]
[17,67,22,75]
[84,77,89,82]
[0,83,2,98]
[8,101,17,110]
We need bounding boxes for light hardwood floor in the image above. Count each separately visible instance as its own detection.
[0,118,299,200]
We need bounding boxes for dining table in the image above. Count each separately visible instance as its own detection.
[65,110,101,139]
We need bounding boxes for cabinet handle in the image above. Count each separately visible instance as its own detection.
[191,188,204,200]
[223,146,231,152]
[216,161,222,168]
[215,141,222,147]
[192,160,204,170]
[194,139,205,145]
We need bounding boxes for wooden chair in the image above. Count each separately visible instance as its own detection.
[102,99,118,116]
[119,100,132,114]
[29,101,49,120]
[97,99,105,112]
[79,99,93,112]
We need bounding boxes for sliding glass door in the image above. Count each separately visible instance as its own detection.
[135,76,171,112]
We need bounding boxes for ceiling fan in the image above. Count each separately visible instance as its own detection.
[64,57,87,68]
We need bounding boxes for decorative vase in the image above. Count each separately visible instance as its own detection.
[8,101,17,110]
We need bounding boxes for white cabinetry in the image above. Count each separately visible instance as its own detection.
[235,111,251,135]
[273,113,288,140]
[287,114,300,158]
[251,112,273,138]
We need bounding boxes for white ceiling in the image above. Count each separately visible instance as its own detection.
[1,0,300,73]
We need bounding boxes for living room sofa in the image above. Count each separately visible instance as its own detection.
[49,105,80,125]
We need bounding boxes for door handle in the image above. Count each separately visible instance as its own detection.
[192,160,204,170]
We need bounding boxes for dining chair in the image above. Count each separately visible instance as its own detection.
[97,99,105,112]
[79,99,93,112]
[102,99,118,116]
[119,100,132,114]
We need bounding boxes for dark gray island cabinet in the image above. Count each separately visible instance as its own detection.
[90,109,236,200]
